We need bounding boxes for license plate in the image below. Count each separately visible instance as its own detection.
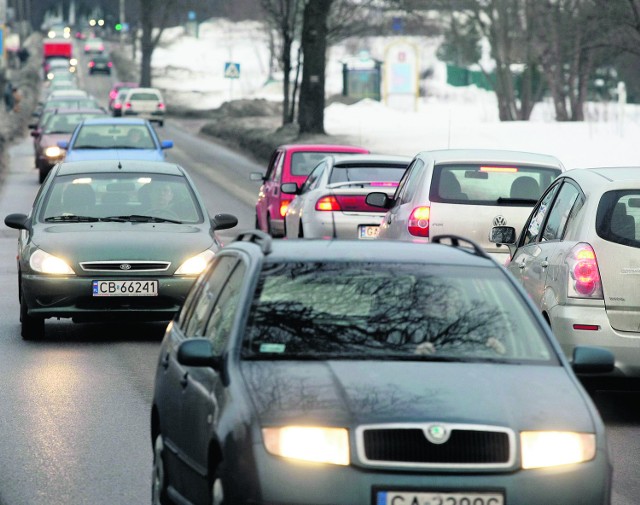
[92,280,158,297]
[359,225,379,239]
[376,491,504,505]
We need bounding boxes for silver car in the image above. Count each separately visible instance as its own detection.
[491,166,640,378]
[283,154,411,239]
[366,149,564,260]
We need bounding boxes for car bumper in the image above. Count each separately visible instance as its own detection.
[550,303,640,377]
[232,448,611,505]
[305,213,385,240]
[123,110,165,122]
[21,273,196,322]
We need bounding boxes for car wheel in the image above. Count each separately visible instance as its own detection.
[20,294,44,340]
[151,434,170,505]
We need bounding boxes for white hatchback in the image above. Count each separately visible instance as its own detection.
[122,87,166,126]
[492,167,640,378]
[366,149,565,261]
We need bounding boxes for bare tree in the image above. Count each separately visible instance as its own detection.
[137,0,178,87]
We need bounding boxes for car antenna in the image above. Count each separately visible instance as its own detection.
[117,161,122,169]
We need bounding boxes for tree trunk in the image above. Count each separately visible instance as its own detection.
[298,0,334,134]
[139,2,154,87]
[281,31,292,125]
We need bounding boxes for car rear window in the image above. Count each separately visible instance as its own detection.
[328,163,407,186]
[429,164,561,206]
[596,190,640,246]
[242,262,554,363]
[291,152,356,176]
[129,92,161,101]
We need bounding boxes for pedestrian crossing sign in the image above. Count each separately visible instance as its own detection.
[224,62,240,79]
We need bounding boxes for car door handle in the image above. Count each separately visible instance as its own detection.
[518,260,526,269]
[180,372,189,388]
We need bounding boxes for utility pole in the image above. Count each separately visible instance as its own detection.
[119,0,125,44]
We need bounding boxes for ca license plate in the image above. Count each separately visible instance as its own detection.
[376,491,504,505]
[359,225,379,239]
[92,280,158,297]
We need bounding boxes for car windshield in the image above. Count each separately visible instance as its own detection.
[43,113,104,134]
[242,262,555,363]
[38,173,203,224]
[429,164,562,205]
[71,124,157,149]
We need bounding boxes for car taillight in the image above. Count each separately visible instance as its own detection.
[279,200,291,217]
[88,61,95,67]
[408,206,430,237]
[315,196,341,211]
[125,102,132,108]
[108,62,113,67]
[114,103,122,109]
[109,90,117,99]
[333,195,379,212]
[567,243,603,299]
[157,102,165,109]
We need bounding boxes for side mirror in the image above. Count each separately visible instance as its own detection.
[571,346,615,374]
[160,140,173,149]
[57,140,69,149]
[250,172,264,182]
[177,338,223,371]
[280,182,298,195]
[489,226,517,245]
[366,192,391,209]
[211,213,238,231]
[4,213,30,230]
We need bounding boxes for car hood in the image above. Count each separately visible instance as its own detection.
[241,361,595,431]
[64,149,165,162]
[40,133,71,147]
[31,222,213,264]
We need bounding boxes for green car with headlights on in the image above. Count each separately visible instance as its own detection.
[4,159,238,340]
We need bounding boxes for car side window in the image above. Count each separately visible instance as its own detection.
[396,159,425,205]
[540,182,582,242]
[265,150,282,181]
[204,262,247,354]
[182,256,238,337]
[300,162,326,194]
[521,182,561,246]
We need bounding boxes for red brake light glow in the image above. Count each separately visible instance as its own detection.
[125,102,132,108]
[109,90,117,99]
[88,61,95,67]
[279,201,291,217]
[567,243,602,298]
[408,206,430,237]
[315,196,341,212]
[157,103,165,109]
[480,166,518,173]
[573,324,600,331]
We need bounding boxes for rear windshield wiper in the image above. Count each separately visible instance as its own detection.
[101,214,183,224]
[45,215,100,222]
[496,197,538,205]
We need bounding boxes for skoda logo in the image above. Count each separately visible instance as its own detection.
[424,424,450,444]
[493,215,507,226]
[119,264,132,270]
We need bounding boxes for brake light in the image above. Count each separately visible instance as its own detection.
[125,102,132,109]
[279,201,291,217]
[157,102,165,109]
[567,243,603,298]
[109,90,118,99]
[408,206,430,237]
[108,62,113,67]
[114,103,122,109]
[315,196,341,211]
[480,166,518,173]
[88,61,95,67]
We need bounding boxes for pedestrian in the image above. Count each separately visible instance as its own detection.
[3,81,14,112]
[12,86,21,113]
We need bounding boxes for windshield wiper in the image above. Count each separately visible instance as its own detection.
[45,215,100,222]
[101,214,183,224]
[497,197,538,205]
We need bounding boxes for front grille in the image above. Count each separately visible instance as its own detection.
[356,423,515,469]
[80,261,171,272]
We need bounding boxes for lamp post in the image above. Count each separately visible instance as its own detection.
[119,0,125,44]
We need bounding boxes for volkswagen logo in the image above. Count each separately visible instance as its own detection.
[493,215,507,226]
[424,424,450,444]
[119,264,132,270]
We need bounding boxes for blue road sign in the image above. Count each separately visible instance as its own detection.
[224,62,240,79]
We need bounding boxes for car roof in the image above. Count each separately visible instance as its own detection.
[278,144,369,153]
[76,117,151,126]
[416,148,565,168]
[229,234,498,268]
[55,160,185,176]
[126,87,162,94]
[564,166,640,182]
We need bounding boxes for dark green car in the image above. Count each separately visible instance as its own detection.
[4,159,238,340]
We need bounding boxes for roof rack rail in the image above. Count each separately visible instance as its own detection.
[233,230,273,255]
[431,234,490,259]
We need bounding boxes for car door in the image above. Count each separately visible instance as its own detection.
[289,161,327,237]
[378,158,425,240]
[178,259,248,503]
[264,149,285,225]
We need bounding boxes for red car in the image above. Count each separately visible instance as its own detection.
[251,144,369,237]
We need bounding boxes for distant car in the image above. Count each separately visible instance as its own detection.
[59,118,173,162]
[111,89,131,117]
[121,87,166,126]
[46,89,89,100]
[250,144,369,237]
[150,231,613,505]
[367,149,565,261]
[108,81,138,111]
[83,37,105,54]
[31,108,107,183]
[491,166,640,379]
[283,153,411,239]
[88,54,113,75]
[3,159,238,340]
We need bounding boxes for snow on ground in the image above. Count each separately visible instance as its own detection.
[147,18,640,170]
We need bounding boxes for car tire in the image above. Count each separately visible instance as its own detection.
[20,294,44,340]
[151,433,170,505]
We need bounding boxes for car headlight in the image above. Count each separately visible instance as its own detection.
[262,426,349,465]
[174,250,214,275]
[44,146,64,158]
[520,431,596,469]
[29,249,75,275]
